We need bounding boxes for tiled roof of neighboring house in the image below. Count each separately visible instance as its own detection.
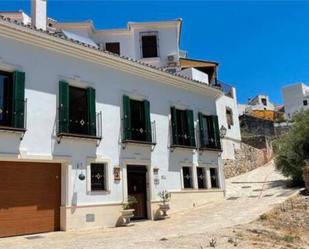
[62,30,99,48]
[0,14,222,93]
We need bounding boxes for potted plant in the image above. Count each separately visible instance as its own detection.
[158,190,171,217]
[120,195,137,225]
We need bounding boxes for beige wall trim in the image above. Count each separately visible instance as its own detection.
[170,189,224,194]
[63,202,122,209]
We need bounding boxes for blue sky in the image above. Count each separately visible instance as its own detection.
[1,1,309,104]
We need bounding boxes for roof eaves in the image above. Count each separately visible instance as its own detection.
[0,15,222,95]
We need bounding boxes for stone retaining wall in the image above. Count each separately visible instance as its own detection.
[224,142,272,178]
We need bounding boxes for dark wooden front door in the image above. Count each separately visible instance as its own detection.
[127,165,147,220]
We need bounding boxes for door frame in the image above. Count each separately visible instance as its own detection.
[126,165,148,219]
[122,160,152,220]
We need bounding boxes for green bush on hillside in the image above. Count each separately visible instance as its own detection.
[273,110,309,184]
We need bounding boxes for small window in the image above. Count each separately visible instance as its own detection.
[105,42,120,55]
[141,32,158,58]
[182,167,193,188]
[304,100,308,106]
[197,167,207,189]
[91,163,106,191]
[226,108,233,129]
[210,168,218,188]
[261,98,267,106]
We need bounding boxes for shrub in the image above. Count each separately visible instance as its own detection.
[273,110,309,184]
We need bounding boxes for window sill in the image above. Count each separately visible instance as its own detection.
[199,147,222,152]
[87,190,111,195]
[174,188,224,193]
[57,132,102,142]
[170,144,197,150]
[122,139,156,146]
[140,57,160,64]
[140,56,160,60]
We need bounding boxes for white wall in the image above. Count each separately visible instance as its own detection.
[92,31,135,58]
[131,25,179,67]
[61,23,180,69]
[282,83,309,119]
[216,87,241,160]
[0,35,222,207]
[178,68,209,84]
[249,95,275,111]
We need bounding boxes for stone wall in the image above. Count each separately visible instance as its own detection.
[240,114,275,137]
[224,142,271,178]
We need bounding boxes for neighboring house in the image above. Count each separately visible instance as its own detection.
[282,83,309,120]
[0,0,241,237]
[238,94,279,121]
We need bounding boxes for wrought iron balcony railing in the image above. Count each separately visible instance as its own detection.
[57,107,102,144]
[217,81,234,98]
[0,97,27,133]
[121,119,156,146]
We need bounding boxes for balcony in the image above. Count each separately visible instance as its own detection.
[57,108,102,145]
[169,129,197,150]
[217,81,234,98]
[121,120,156,148]
[0,98,27,139]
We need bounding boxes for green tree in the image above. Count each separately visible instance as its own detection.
[273,110,309,184]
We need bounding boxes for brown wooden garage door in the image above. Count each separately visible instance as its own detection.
[0,161,61,237]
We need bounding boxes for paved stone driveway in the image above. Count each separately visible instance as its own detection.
[0,161,300,249]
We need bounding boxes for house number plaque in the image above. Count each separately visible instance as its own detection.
[114,167,121,181]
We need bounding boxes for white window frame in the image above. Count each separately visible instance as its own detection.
[86,158,111,193]
[196,167,207,189]
[181,166,193,189]
[226,107,234,129]
[209,167,219,189]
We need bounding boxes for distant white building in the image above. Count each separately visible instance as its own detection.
[238,95,275,116]
[282,83,309,119]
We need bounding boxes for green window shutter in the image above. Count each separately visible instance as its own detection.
[58,81,69,133]
[143,99,152,142]
[171,107,178,145]
[211,115,221,149]
[123,95,131,140]
[186,109,196,147]
[198,112,206,147]
[207,115,216,148]
[87,87,96,136]
[12,71,25,128]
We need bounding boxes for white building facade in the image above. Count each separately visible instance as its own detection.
[0,1,237,237]
[282,83,309,119]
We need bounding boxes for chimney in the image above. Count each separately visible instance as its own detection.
[31,0,47,31]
